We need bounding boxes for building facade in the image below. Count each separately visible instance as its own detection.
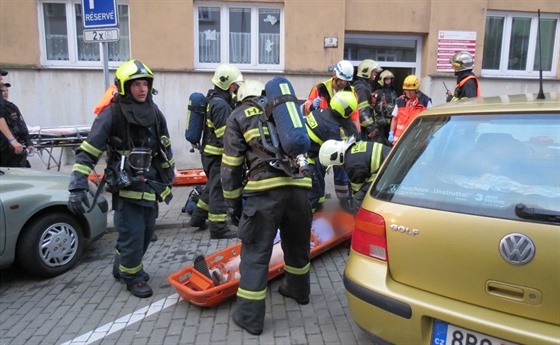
[1,0,559,167]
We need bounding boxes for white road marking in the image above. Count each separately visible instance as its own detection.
[59,293,180,345]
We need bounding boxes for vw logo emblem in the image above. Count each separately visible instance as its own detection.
[499,233,535,265]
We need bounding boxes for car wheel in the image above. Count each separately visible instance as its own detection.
[16,213,85,278]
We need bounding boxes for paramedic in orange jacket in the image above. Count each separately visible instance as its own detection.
[303,60,358,212]
[446,51,481,102]
[388,75,431,145]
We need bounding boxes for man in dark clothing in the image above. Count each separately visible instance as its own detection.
[319,138,391,214]
[67,59,175,298]
[0,82,34,167]
[188,63,242,239]
[305,90,359,213]
[373,70,398,145]
[222,79,312,336]
[353,59,382,141]
[447,50,481,102]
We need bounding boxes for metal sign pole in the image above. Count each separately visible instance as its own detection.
[101,42,110,89]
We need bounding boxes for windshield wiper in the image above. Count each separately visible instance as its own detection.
[515,203,560,223]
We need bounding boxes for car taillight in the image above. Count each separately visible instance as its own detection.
[351,208,388,262]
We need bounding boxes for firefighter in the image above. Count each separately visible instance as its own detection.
[373,70,398,145]
[303,60,358,212]
[389,75,431,145]
[319,138,391,214]
[222,79,312,336]
[189,64,242,239]
[353,59,383,141]
[447,50,481,102]
[305,90,359,213]
[67,59,175,298]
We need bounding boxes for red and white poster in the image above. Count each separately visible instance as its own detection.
[437,31,477,72]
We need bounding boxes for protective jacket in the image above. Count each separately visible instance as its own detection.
[222,97,312,202]
[343,141,391,214]
[392,93,430,144]
[69,96,175,207]
[448,70,480,102]
[352,77,376,135]
[0,101,32,167]
[305,108,359,160]
[303,78,359,127]
[374,85,397,120]
[0,101,32,147]
[201,88,234,156]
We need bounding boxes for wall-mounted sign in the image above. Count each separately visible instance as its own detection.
[324,37,338,48]
[437,31,476,72]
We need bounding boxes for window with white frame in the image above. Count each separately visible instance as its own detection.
[482,11,559,77]
[344,34,422,67]
[39,1,130,67]
[195,3,283,70]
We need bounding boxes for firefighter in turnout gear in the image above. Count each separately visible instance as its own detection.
[446,50,481,102]
[373,70,398,145]
[67,59,175,298]
[305,90,359,213]
[222,79,312,336]
[189,64,242,239]
[319,138,390,214]
[353,59,383,141]
[303,60,359,212]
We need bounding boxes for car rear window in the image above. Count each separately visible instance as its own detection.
[372,113,560,223]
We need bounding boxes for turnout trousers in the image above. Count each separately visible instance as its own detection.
[199,153,229,235]
[112,200,157,284]
[233,187,312,332]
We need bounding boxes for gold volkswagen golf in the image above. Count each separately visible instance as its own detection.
[344,92,560,345]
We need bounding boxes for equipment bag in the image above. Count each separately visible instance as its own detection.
[264,77,310,157]
[185,92,208,146]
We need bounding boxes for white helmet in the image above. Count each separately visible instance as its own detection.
[318,137,356,167]
[334,60,354,81]
[212,64,243,90]
[237,79,265,102]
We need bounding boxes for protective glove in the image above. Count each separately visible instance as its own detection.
[388,131,395,143]
[68,190,90,215]
[311,97,321,110]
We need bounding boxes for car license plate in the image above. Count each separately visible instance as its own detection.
[432,320,518,345]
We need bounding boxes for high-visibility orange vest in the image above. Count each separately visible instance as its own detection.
[456,75,481,97]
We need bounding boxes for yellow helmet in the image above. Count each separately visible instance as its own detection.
[237,79,265,102]
[114,59,154,96]
[402,75,420,91]
[212,64,243,90]
[330,90,357,118]
[357,59,382,78]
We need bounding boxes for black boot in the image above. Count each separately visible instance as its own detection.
[278,285,310,305]
[126,280,153,298]
[232,297,265,335]
[210,230,237,239]
[210,223,237,239]
[189,216,208,230]
[278,271,310,305]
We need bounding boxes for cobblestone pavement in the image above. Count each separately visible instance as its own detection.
[0,183,374,345]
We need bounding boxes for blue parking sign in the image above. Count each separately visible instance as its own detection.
[82,0,118,28]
